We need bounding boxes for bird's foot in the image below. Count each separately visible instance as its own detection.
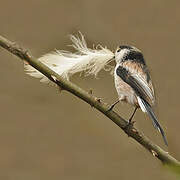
[124,119,136,130]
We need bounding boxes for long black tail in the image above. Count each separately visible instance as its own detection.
[138,97,168,146]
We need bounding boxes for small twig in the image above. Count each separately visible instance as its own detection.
[0,35,179,166]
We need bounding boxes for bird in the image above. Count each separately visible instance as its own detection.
[24,33,167,145]
[108,45,168,146]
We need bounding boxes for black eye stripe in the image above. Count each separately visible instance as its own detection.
[123,51,146,65]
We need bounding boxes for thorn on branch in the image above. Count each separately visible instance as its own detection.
[51,75,57,82]
[51,75,64,92]
[9,42,30,60]
[95,97,102,103]
[88,89,93,95]
[132,127,138,134]
[151,150,158,157]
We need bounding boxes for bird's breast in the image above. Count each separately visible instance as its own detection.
[114,72,139,106]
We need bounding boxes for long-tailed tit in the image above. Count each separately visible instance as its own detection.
[109,45,167,145]
[24,33,167,145]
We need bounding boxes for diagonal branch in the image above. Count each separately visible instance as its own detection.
[0,35,179,166]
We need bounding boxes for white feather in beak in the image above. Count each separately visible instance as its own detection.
[24,33,114,84]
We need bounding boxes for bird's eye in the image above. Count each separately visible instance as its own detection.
[117,48,121,53]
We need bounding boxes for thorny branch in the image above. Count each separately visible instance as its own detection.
[0,35,179,166]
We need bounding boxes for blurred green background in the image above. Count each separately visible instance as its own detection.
[0,0,180,179]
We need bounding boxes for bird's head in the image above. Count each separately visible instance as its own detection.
[114,45,144,64]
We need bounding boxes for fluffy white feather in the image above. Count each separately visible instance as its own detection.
[24,33,114,83]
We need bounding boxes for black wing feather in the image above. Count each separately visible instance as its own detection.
[116,66,151,102]
[140,98,168,146]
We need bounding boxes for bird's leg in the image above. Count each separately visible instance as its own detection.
[107,100,120,111]
[128,107,138,124]
[124,107,138,131]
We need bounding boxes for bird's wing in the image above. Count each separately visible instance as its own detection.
[116,65,155,105]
